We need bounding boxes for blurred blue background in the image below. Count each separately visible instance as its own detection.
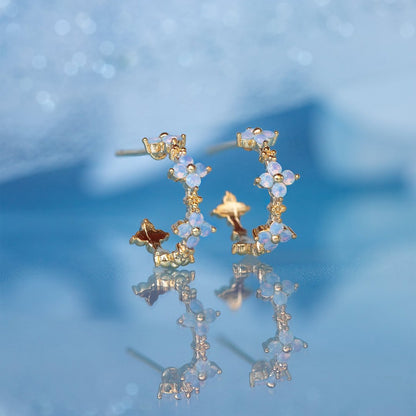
[1,1,416,415]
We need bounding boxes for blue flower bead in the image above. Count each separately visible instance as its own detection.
[176,213,214,248]
[172,155,209,188]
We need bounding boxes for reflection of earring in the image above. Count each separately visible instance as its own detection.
[217,260,307,389]
[128,268,221,400]
[211,128,299,256]
[116,133,216,268]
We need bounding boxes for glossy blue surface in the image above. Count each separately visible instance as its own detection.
[1,104,415,415]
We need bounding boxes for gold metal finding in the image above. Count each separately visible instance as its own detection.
[211,191,250,240]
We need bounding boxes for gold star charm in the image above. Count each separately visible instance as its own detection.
[268,200,287,220]
[193,335,210,361]
[129,219,169,253]
[184,188,203,211]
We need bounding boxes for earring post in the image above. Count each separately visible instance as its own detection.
[115,149,147,157]
[126,347,164,373]
[217,335,255,365]
[206,141,237,155]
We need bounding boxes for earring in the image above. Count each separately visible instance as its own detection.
[217,260,308,389]
[116,133,216,268]
[211,127,300,256]
[129,268,221,400]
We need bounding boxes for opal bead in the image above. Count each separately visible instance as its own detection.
[186,236,199,248]
[267,161,282,175]
[204,308,218,323]
[265,272,280,284]
[292,338,304,352]
[279,229,292,242]
[270,222,284,235]
[189,212,204,227]
[195,360,218,377]
[180,312,196,326]
[271,183,287,197]
[179,154,194,165]
[254,133,267,145]
[258,230,272,244]
[162,134,177,144]
[183,368,200,388]
[260,282,275,297]
[173,163,187,179]
[200,222,212,237]
[186,173,201,188]
[282,169,295,185]
[267,340,282,354]
[148,137,161,144]
[190,299,204,313]
[178,223,191,238]
[279,330,294,345]
[282,280,296,294]
[274,292,288,306]
[277,351,291,362]
[263,241,278,251]
[195,162,208,177]
[263,130,275,139]
[241,128,254,139]
[259,173,274,188]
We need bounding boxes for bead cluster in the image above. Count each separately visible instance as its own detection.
[129,132,215,268]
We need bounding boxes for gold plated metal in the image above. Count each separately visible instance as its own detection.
[211,191,250,241]
[212,127,300,256]
[129,268,221,400]
[116,132,215,268]
[217,260,308,389]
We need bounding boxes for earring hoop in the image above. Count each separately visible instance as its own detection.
[217,261,308,389]
[116,132,216,268]
[129,268,222,400]
[212,127,299,256]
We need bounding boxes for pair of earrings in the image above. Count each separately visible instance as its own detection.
[116,127,300,268]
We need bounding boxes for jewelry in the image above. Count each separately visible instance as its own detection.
[129,268,221,400]
[217,260,308,389]
[211,127,300,256]
[116,133,216,268]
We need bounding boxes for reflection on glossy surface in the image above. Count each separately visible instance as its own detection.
[130,268,221,400]
[218,259,307,388]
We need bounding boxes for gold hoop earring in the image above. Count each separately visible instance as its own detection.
[116,133,216,268]
[211,127,299,256]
